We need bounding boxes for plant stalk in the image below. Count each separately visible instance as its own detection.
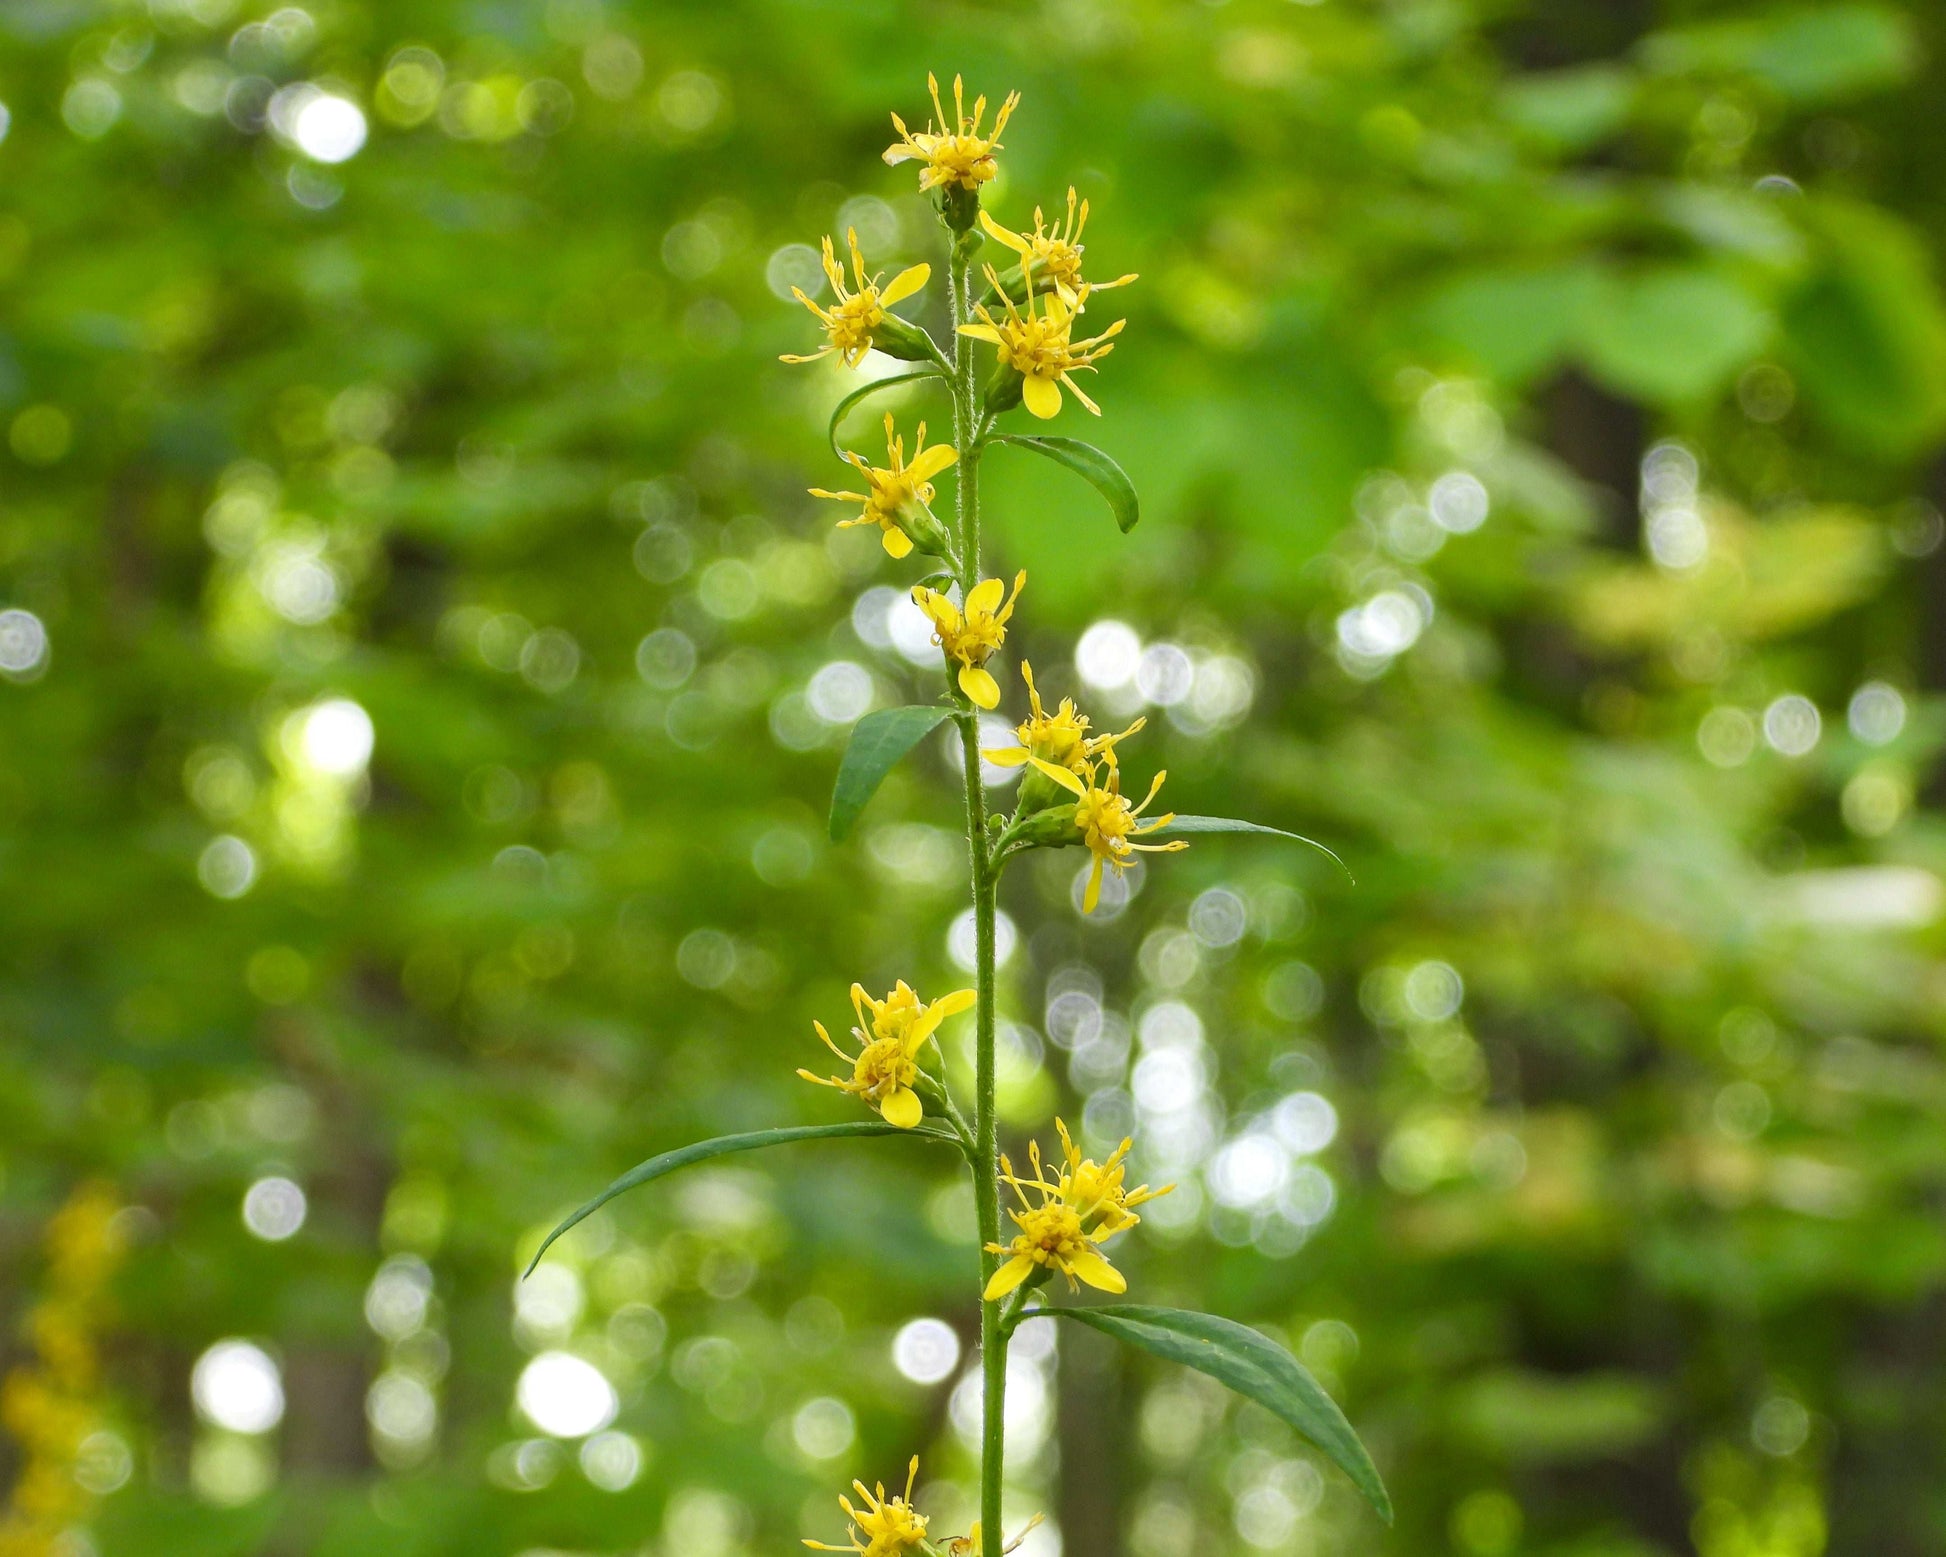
[949,226,1007,1557]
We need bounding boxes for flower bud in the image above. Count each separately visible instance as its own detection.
[1011,799,1081,847]
[872,312,943,364]
[983,361,1025,416]
[941,184,982,235]
[897,495,955,560]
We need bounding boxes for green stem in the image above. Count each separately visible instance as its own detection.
[950,226,1007,1557]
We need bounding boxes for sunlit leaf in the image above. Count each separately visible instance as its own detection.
[830,706,954,840]
[992,434,1140,533]
[527,1122,958,1275]
[1146,815,1353,883]
[1031,1305,1392,1523]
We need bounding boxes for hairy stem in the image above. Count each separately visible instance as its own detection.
[950,227,1007,1556]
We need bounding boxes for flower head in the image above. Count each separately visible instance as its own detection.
[884,73,1019,193]
[1052,1118,1169,1237]
[812,414,957,559]
[983,1119,1172,1300]
[1028,756,1187,913]
[913,571,1025,709]
[960,266,1123,420]
[798,980,975,1129]
[984,660,1144,774]
[979,188,1137,300]
[781,229,930,369]
[805,1457,929,1557]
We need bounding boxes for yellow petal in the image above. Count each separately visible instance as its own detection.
[778,348,834,364]
[883,144,917,166]
[911,589,956,630]
[957,323,1004,344]
[1021,373,1063,419]
[960,664,1000,708]
[1067,1246,1126,1293]
[882,526,914,559]
[1083,854,1104,914]
[1061,372,1104,417]
[965,576,1005,616]
[982,746,1031,766]
[1027,757,1088,796]
[905,986,976,1052]
[906,443,959,482]
[881,263,931,305]
[983,1254,1036,1302]
[879,1087,924,1129]
[978,209,1032,256]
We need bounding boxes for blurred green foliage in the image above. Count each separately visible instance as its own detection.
[5,1,1946,1555]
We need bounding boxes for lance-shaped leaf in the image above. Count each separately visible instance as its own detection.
[1029,1305,1391,1523]
[527,1121,958,1276]
[830,705,954,841]
[992,433,1140,533]
[828,370,940,462]
[1146,814,1354,884]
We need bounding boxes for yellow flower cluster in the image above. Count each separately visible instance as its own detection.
[781,73,1177,1370]
[800,980,975,1129]
[781,229,930,369]
[1030,755,1187,914]
[960,268,1123,420]
[811,414,957,560]
[0,1183,124,1557]
[913,572,1026,709]
[984,660,1145,775]
[883,74,1019,194]
[808,1458,1042,1557]
[805,1457,930,1557]
[985,1120,1171,1299]
[980,189,1138,299]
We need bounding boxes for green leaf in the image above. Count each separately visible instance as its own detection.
[1499,64,1636,153]
[993,434,1140,533]
[829,706,954,841]
[1414,262,1605,385]
[1638,5,1915,106]
[1147,815,1354,884]
[829,370,940,462]
[1784,203,1946,457]
[526,1121,957,1276]
[1577,267,1772,405]
[1032,1305,1391,1523]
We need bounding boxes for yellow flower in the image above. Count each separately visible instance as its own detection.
[1027,756,1187,913]
[810,414,957,560]
[883,73,1020,193]
[959,265,1123,419]
[983,1120,1171,1300]
[781,228,930,369]
[805,1457,930,1557]
[913,571,1025,709]
[1051,1117,1171,1237]
[983,660,1144,774]
[798,980,975,1129]
[979,188,1137,300]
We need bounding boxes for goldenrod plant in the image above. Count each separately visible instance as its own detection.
[530,72,1383,1539]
